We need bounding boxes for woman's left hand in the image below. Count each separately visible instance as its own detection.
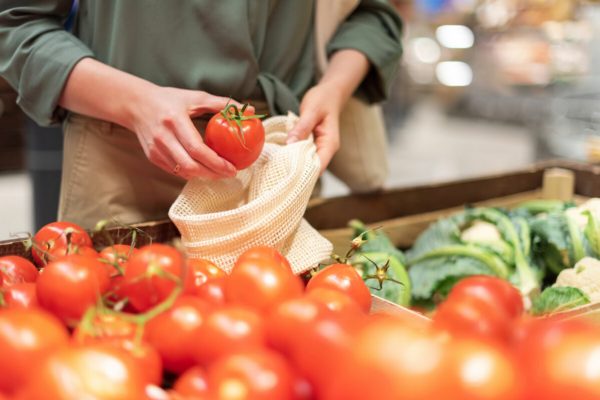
[287,82,343,173]
[286,49,370,174]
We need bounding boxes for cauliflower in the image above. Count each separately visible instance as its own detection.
[460,221,502,243]
[555,257,600,304]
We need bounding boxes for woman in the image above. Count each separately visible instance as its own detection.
[0,1,403,228]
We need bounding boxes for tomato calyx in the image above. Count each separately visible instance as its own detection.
[358,256,405,291]
[220,103,265,149]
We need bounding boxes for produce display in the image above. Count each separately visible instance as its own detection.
[357,198,600,316]
[1,218,600,399]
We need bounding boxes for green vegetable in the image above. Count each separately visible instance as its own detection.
[531,286,590,316]
[409,244,510,279]
[584,211,600,258]
[464,208,539,296]
[409,256,494,302]
[349,220,411,307]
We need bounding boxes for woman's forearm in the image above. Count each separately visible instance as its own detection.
[58,57,157,131]
[318,49,370,107]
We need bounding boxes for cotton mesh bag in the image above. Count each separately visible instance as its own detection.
[168,113,333,274]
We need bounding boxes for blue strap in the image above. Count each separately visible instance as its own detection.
[64,0,79,31]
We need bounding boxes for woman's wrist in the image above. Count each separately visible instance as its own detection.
[317,49,370,107]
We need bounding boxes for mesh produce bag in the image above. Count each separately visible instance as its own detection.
[169,113,333,274]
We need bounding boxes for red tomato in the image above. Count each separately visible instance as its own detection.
[517,318,600,400]
[265,296,329,355]
[114,339,163,386]
[100,244,138,271]
[433,295,513,344]
[306,264,372,313]
[193,276,227,306]
[145,296,212,374]
[205,104,265,170]
[292,373,315,400]
[443,338,523,400]
[447,275,524,320]
[123,244,184,312]
[0,308,69,394]
[323,317,447,400]
[208,349,294,400]
[36,255,110,324]
[173,366,209,397]
[0,256,38,286]
[290,310,365,397]
[72,312,137,344]
[184,258,226,296]
[17,344,147,400]
[46,244,100,263]
[226,246,303,313]
[192,305,266,366]
[1,282,38,309]
[31,221,93,266]
[305,287,364,316]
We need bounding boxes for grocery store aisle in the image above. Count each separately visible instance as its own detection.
[321,99,536,196]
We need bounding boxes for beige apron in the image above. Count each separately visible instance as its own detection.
[58,0,390,228]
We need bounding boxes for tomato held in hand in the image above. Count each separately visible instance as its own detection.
[306,264,372,313]
[36,255,110,324]
[226,246,303,313]
[447,275,524,320]
[32,221,93,266]
[0,308,69,394]
[122,244,184,312]
[0,256,38,286]
[205,103,265,170]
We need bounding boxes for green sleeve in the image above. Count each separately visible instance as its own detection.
[0,1,94,126]
[327,0,403,103]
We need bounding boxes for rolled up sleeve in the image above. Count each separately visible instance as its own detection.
[0,1,94,126]
[327,0,403,103]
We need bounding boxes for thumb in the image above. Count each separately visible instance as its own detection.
[287,110,319,144]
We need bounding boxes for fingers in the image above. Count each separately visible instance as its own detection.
[172,116,237,177]
[186,91,253,117]
[287,109,320,144]
[313,118,340,174]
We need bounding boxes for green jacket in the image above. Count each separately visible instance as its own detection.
[0,0,402,126]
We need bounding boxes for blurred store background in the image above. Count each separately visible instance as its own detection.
[1,0,600,238]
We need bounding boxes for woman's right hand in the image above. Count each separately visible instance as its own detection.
[59,58,242,180]
[129,86,241,180]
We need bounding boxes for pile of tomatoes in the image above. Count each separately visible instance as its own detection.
[1,221,600,400]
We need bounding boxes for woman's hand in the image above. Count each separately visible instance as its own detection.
[129,86,241,180]
[286,49,370,173]
[287,82,342,173]
[59,58,244,180]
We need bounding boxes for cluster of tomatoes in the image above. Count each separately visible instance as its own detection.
[1,221,600,400]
